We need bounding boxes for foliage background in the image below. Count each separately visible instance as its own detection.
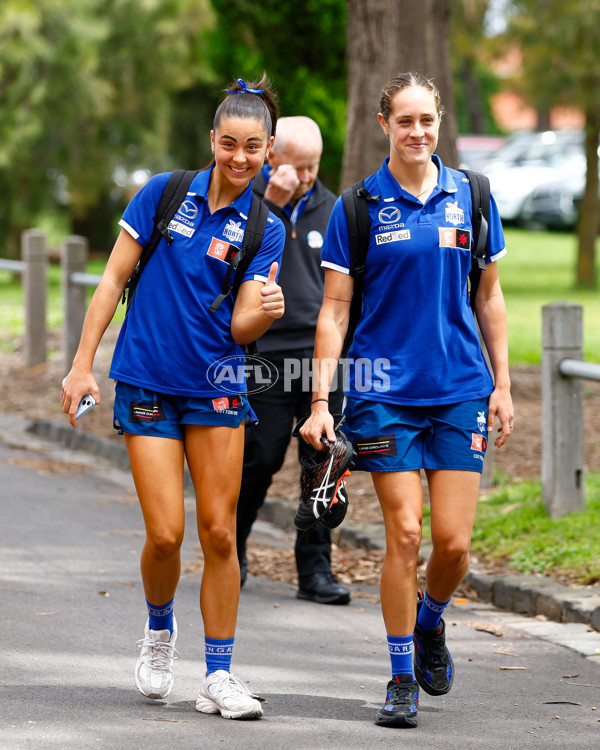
[1,0,599,278]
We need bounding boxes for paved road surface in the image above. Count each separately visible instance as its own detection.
[1,425,599,749]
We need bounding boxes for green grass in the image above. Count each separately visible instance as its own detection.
[501,228,600,364]
[420,472,600,584]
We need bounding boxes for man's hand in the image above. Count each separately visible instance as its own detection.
[264,164,300,207]
[260,262,285,319]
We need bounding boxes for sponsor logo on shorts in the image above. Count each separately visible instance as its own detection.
[354,434,398,457]
[477,411,487,432]
[129,402,167,423]
[444,200,465,226]
[375,229,411,245]
[471,433,487,452]
[168,220,195,238]
[212,395,243,414]
[207,236,237,263]
[438,227,471,249]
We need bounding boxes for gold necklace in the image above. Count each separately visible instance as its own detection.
[415,180,436,198]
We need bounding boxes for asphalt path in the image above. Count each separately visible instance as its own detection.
[1,428,599,749]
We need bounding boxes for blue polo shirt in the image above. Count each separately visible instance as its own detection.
[110,168,285,397]
[322,156,506,406]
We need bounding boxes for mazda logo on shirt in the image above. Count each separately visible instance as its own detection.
[178,200,199,220]
[378,206,401,224]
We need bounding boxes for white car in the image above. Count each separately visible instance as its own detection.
[484,130,584,223]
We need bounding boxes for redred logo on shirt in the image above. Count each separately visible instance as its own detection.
[471,433,487,452]
[207,237,236,263]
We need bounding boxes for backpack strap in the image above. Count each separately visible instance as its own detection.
[460,169,490,309]
[208,194,270,314]
[123,169,197,309]
[340,180,379,356]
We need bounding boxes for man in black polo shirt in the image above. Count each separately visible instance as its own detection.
[236,116,350,605]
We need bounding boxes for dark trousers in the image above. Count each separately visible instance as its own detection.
[236,347,344,577]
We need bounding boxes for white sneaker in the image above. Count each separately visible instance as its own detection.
[135,618,179,699]
[196,669,263,719]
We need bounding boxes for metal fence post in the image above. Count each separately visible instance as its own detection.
[61,235,88,372]
[541,302,585,518]
[22,229,47,367]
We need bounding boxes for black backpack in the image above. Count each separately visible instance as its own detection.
[340,168,490,356]
[122,169,269,316]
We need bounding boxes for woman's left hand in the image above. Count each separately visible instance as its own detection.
[260,262,285,319]
[487,385,514,447]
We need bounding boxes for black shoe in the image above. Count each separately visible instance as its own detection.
[374,673,419,728]
[296,572,351,605]
[414,598,454,696]
[294,431,355,531]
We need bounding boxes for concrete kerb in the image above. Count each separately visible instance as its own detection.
[26,418,600,633]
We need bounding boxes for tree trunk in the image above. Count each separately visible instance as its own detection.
[576,100,599,289]
[463,61,485,134]
[341,0,458,190]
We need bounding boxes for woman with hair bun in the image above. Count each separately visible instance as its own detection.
[62,75,285,719]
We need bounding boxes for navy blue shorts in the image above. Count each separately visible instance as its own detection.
[343,396,489,473]
[113,382,256,439]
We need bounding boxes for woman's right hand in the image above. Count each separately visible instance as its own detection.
[61,369,100,428]
[299,405,336,452]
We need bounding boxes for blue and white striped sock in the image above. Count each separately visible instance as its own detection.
[417,591,450,632]
[387,634,414,678]
[205,636,235,675]
[146,597,174,634]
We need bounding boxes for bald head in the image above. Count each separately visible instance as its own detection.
[268,116,323,202]
[272,116,323,154]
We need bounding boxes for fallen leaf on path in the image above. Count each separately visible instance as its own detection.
[498,666,526,670]
[465,621,504,637]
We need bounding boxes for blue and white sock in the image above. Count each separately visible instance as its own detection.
[417,591,451,632]
[387,634,414,678]
[146,597,174,634]
[205,636,235,675]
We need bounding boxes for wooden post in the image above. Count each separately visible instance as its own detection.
[541,302,585,518]
[22,229,47,367]
[61,236,88,372]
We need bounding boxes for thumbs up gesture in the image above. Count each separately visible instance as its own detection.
[260,261,285,319]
